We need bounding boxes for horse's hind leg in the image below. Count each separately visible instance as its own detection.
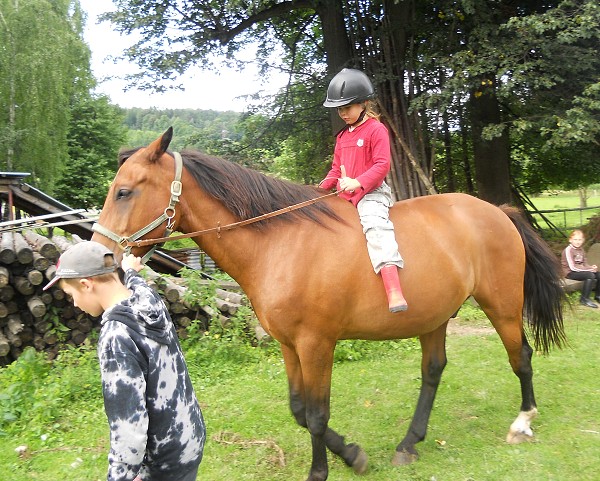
[393,323,448,466]
[499,330,538,444]
[280,344,368,479]
[479,293,539,443]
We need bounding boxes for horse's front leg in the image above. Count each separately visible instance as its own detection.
[281,342,328,480]
[281,340,366,480]
[281,344,308,429]
[393,323,448,466]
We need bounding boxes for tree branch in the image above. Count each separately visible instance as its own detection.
[206,0,315,44]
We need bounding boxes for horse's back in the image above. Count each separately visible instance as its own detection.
[254,192,527,341]
[390,194,525,302]
[391,193,523,269]
[389,193,526,318]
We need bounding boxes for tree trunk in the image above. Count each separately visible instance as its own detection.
[578,187,588,208]
[23,230,60,261]
[379,0,433,199]
[13,232,33,264]
[27,297,47,318]
[469,82,512,205]
[316,0,353,134]
[317,0,352,73]
[459,104,475,195]
[442,108,455,193]
[0,332,10,357]
[32,251,50,271]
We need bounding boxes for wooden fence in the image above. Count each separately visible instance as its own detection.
[528,204,600,236]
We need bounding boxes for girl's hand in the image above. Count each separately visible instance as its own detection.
[339,166,362,193]
[121,253,143,272]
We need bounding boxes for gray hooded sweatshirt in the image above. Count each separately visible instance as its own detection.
[98,269,205,481]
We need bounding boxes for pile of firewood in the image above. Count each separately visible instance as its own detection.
[0,231,267,365]
[141,268,268,344]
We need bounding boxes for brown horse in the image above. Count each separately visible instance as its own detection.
[92,128,566,481]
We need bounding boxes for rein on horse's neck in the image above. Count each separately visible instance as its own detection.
[125,190,340,249]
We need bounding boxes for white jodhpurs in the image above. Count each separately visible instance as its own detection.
[356,181,404,274]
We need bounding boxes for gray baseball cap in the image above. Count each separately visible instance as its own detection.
[43,241,118,291]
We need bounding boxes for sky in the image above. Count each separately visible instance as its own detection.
[79,0,285,112]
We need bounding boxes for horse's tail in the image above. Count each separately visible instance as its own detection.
[501,205,567,354]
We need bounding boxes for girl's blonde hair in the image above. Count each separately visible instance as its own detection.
[364,100,381,121]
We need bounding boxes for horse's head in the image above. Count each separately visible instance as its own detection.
[92,127,182,262]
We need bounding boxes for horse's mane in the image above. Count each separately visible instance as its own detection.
[119,148,343,230]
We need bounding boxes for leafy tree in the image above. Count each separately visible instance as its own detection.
[120,108,256,157]
[506,1,600,148]
[0,0,91,190]
[54,95,127,209]
[100,0,600,204]
[427,0,600,202]
[102,0,344,183]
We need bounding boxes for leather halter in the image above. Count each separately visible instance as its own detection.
[92,151,183,264]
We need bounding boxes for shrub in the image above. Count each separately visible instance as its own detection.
[0,344,100,436]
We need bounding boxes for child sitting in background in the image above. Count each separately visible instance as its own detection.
[561,229,600,308]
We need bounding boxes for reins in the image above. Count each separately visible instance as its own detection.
[126,190,340,248]
[93,150,340,258]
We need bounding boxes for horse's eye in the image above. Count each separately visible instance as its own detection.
[116,188,131,200]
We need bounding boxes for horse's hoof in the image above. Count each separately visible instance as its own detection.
[391,449,419,466]
[351,447,368,475]
[506,430,534,444]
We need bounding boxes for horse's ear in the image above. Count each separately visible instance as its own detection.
[145,127,173,163]
[160,127,173,152]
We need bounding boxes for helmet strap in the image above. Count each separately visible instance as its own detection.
[351,107,367,127]
[335,103,368,137]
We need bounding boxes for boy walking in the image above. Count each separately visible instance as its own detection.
[44,241,205,481]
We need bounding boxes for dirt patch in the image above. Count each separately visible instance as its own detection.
[447,319,495,337]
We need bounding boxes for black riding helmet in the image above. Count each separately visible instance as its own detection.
[323,68,375,108]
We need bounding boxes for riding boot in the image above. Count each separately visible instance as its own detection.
[379,264,408,313]
[594,278,600,303]
[579,279,598,308]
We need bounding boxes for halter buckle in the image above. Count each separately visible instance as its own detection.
[171,180,182,197]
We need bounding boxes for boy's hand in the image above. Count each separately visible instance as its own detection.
[121,253,143,272]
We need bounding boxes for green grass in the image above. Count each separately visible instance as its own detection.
[1,303,599,480]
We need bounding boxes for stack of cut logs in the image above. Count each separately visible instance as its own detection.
[0,230,268,365]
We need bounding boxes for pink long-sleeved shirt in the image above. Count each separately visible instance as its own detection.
[320,118,391,206]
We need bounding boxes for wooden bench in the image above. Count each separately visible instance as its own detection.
[561,242,600,293]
